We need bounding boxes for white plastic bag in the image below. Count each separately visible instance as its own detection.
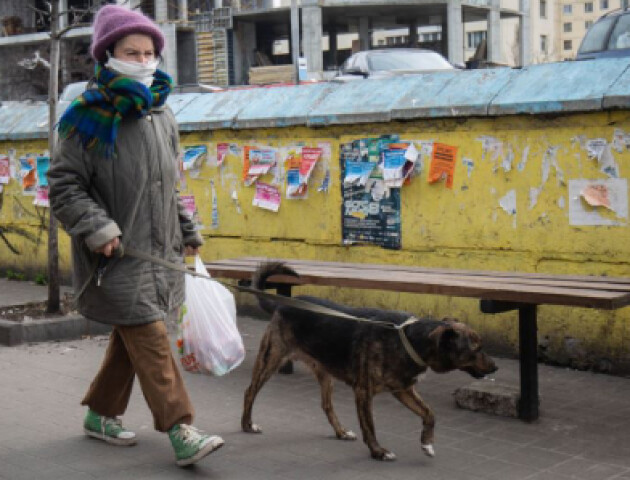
[177,255,245,376]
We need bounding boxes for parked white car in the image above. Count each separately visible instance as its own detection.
[334,48,455,82]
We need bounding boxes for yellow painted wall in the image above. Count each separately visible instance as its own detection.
[2,111,630,371]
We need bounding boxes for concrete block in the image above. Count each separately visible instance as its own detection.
[0,314,111,346]
[453,381,519,418]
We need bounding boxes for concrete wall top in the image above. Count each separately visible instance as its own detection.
[488,58,630,115]
[2,58,630,140]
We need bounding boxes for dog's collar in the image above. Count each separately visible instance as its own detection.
[396,317,426,369]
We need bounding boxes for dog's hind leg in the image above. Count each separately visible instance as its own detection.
[392,386,436,457]
[311,366,356,441]
[354,387,396,461]
[242,325,290,434]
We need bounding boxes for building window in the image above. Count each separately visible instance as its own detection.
[467,31,487,49]
[563,4,572,14]
[564,39,573,50]
[540,35,548,53]
[386,37,395,46]
[564,22,572,32]
[600,0,609,8]
[377,39,385,46]
[585,2,594,12]
[540,0,547,17]
[586,20,593,29]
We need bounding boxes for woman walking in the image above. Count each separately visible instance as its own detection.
[48,4,223,467]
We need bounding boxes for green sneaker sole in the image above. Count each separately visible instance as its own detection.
[176,436,224,467]
[84,428,137,446]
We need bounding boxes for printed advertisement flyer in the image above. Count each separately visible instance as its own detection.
[428,143,458,188]
[20,156,37,195]
[183,145,207,171]
[286,147,321,199]
[253,182,281,212]
[0,155,10,184]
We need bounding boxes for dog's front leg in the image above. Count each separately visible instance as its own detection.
[392,386,436,457]
[354,387,396,461]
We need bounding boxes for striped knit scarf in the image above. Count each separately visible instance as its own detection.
[57,64,172,158]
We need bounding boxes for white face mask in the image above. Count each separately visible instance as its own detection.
[105,56,160,87]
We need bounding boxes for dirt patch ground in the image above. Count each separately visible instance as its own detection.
[0,295,77,322]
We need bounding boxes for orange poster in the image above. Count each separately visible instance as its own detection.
[428,143,458,189]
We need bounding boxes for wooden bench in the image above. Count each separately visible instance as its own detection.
[205,256,630,422]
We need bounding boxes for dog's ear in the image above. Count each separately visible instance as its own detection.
[429,325,459,352]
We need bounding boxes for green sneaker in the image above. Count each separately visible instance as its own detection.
[83,409,137,446]
[168,424,224,467]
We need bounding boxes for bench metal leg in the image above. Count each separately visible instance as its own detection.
[480,300,540,422]
[518,305,539,422]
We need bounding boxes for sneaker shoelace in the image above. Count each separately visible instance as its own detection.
[173,424,204,446]
[103,417,123,432]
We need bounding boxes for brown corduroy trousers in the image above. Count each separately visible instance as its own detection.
[81,320,193,432]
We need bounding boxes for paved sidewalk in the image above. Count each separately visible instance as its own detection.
[1,282,630,479]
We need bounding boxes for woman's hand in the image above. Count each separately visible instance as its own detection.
[184,246,199,257]
[95,237,120,257]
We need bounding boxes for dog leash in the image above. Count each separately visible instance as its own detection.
[79,244,426,368]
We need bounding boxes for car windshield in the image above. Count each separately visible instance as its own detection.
[578,16,616,53]
[367,51,453,72]
[607,14,630,49]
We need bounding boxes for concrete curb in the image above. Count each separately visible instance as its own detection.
[0,314,111,346]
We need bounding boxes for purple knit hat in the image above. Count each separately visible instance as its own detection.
[90,5,165,63]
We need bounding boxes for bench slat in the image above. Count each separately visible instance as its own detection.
[205,260,630,309]
[212,257,630,286]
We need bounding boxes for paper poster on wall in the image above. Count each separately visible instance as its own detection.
[20,155,37,195]
[217,143,229,167]
[182,145,207,171]
[569,178,628,226]
[33,186,49,207]
[285,147,321,199]
[36,156,49,187]
[253,182,281,212]
[340,137,401,250]
[428,143,457,188]
[0,155,9,184]
[179,194,201,225]
[243,146,277,186]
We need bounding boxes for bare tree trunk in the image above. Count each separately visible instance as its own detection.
[47,0,61,314]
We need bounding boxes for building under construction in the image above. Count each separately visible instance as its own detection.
[0,0,530,99]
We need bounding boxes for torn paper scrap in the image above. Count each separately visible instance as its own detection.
[529,187,541,210]
[569,178,628,226]
[580,184,611,209]
[612,128,630,153]
[462,157,474,178]
[499,189,517,215]
[586,139,607,160]
[344,161,376,186]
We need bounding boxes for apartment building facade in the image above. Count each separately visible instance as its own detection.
[557,0,624,59]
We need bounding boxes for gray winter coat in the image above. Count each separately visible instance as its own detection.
[48,105,202,326]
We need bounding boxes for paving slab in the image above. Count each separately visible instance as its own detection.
[1,313,630,479]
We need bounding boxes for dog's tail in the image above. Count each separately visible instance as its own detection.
[252,262,300,314]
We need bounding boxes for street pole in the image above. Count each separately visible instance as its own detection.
[47,0,61,313]
[291,0,300,84]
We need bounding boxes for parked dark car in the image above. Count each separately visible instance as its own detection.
[334,48,455,82]
[576,8,630,60]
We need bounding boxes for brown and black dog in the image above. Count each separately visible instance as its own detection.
[242,262,497,461]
